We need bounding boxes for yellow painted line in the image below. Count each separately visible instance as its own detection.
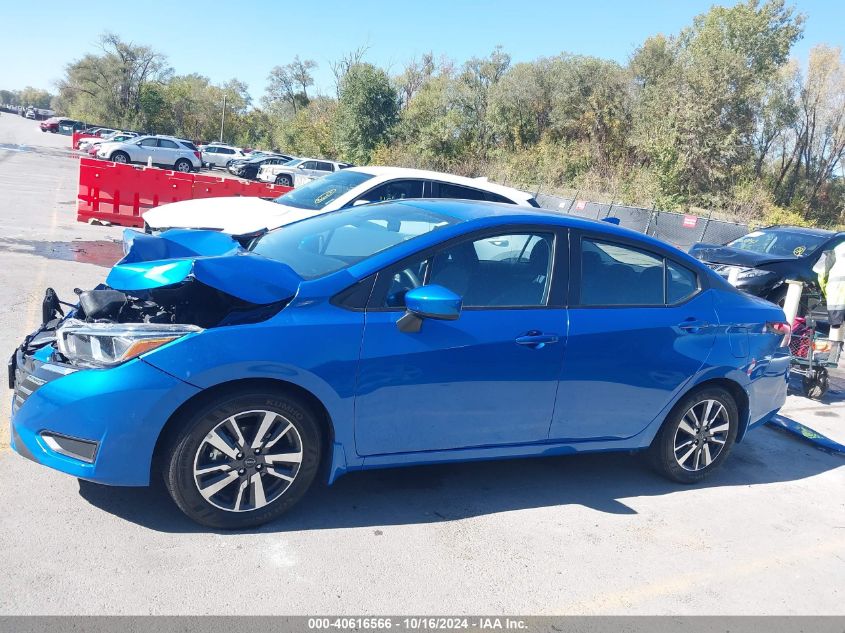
[564,536,845,613]
[1,157,72,452]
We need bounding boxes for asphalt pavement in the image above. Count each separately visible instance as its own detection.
[0,113,843,615]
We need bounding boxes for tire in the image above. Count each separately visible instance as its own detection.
[175,159,192,173]
[275,174,292,187]
[803,369,829,399]
[110,151,129,164]
[164,389,322,529]
[648,386,739,483]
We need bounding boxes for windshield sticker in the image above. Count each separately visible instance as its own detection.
[793,246,806,256]
[314,189,336,205]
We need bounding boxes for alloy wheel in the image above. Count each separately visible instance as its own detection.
[672,399,730,472]
[192,409,303,512]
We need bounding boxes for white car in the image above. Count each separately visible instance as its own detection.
[142,166,541,234]
[96,135,202,172]
[201,144,247,168]
[257,157,352,186]
[79,131,136,152]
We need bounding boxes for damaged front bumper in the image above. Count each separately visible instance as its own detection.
[10,335,201,486]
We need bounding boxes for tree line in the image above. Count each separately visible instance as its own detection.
[2,0,844,225]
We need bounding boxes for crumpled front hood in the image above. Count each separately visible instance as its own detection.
[105,229,303,304]
[689,243,794,267]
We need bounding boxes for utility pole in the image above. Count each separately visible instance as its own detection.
[219,94,226,142]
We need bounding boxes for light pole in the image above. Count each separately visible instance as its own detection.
[219,94,227,142]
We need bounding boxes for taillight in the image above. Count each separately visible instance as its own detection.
[766,321,791,347]
[194,151,201,160]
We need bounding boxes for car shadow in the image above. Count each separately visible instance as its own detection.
[77,425,844,535]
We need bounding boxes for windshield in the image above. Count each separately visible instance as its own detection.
[273,170,375,211]
[283,158,304,167]
[252,204,459,279]
[728,230,828,258]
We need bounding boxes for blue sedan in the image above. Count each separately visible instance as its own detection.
[10,200,791,528]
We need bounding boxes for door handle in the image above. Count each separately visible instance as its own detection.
[678,319,711,334]
[515,331,559,349]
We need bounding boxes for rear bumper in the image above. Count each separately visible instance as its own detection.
[10,351,200,486]
[745,347,791,435]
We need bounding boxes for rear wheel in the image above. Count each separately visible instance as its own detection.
[110,151,129,164]
[164,390,322,529]
[649,387,738,483]
[175,158,192,173]
[275,174,292,186]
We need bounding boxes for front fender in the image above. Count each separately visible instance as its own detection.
[141,303,364,457]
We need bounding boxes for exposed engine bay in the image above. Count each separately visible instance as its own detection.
[71,282,288,328]
[14,228,301,370]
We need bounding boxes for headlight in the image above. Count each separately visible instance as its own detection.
[56,319,202,368]
[736,267,775,280]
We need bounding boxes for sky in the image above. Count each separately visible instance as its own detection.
[2,0,843,102]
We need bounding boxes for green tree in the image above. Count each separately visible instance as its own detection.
[334,63,399,163]
[264,57,317,115]
[630,0,803,205]
[17,86,54,109]
[56,32,171,127]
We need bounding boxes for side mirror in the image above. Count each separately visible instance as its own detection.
[398,285,462,333]
[352,199,370,207]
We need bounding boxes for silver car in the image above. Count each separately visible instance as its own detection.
[201,144,247,169]
[259,158,352,186]
[96,135,202,172]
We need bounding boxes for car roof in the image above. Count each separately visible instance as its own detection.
[387,199,684,249]
[765,225,840,237]
[348,166,534,201]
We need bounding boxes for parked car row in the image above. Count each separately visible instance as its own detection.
[1,104,54,119]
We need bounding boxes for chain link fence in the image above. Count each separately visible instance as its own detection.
[534,193,749,251]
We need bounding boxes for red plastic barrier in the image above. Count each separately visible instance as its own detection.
[72,132,100,149]
[191,174,242,199]
[76,158,293,228]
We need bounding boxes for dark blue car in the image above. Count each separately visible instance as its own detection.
[10,200,791,527]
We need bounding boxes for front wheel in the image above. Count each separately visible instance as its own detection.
[110,151,129,164]
[174,158,192,173]
[164,390,322,529]
[275,174,292,187]
[649,387,738,483]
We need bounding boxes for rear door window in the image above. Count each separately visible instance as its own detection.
[667,261,699,304]
[580,239,665,306]
[158,139,179,149]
